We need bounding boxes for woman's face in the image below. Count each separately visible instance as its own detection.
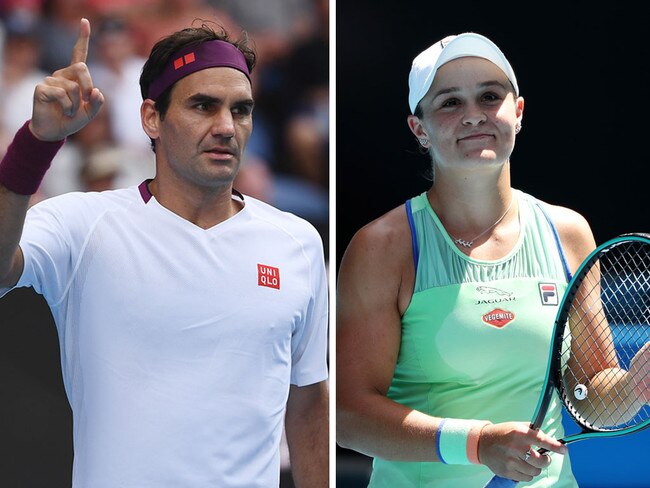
[409,56,524,176]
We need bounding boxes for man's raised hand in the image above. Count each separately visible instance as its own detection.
[30,18,105,141]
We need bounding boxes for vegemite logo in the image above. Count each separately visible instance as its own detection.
[482,308,515,328]
[258,263,280,290]
[538,283,558,306]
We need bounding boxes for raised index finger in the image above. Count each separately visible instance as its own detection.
[71,18,91,65]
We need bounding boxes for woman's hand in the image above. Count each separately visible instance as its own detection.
[478,422,567,482]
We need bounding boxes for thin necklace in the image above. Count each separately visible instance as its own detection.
[448,194,516,248]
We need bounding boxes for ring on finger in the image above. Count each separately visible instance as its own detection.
[523,449,532,462]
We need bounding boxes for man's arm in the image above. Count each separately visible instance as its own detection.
[0,188,28,288]
[284,381,329,488]
[0,18,103,289]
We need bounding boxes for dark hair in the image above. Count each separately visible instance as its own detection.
[139,20,257,150]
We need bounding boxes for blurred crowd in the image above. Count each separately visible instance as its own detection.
[0,0,329,254]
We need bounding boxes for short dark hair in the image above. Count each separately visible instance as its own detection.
[139,20,257,150]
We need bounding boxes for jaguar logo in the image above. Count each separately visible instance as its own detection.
[475,286,515,305]
[476,286,512,297]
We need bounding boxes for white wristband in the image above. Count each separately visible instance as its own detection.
[436,418,491,465]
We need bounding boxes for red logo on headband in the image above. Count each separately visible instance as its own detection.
[173,52,196,70]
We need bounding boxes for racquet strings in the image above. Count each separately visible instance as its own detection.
[560,240,650,431]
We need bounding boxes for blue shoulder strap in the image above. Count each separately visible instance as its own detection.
[405,199,419,272]
[535,201,573,282]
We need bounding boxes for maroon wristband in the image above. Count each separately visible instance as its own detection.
[0,120,65,195]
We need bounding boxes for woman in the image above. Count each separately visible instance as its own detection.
[336,33,600,487]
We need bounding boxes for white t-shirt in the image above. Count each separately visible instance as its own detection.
[9,182,328,488]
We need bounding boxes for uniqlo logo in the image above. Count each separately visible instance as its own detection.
[173,52,196,70]
[257,264,280,290]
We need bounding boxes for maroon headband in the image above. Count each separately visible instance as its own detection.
[147,39,251,100]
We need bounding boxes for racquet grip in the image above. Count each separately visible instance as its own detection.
[484,475,518,487]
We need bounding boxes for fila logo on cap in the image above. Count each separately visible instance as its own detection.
[539,283,558,306]
[258,263,280,290]
[173,52,196,70]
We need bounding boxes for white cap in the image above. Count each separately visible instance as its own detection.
[408,32,518,114]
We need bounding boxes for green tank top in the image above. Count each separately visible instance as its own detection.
[368,190,578,488]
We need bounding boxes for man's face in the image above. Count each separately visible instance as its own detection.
[152,67,254,190]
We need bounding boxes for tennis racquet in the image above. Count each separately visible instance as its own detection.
[485,233,650,487]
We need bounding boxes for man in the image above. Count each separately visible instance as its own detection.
[0,18,328,488]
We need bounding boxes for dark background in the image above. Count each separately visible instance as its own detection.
[0,289,73,485]
[336,1,650,487]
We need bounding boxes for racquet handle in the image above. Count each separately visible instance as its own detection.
[484,475,518,487]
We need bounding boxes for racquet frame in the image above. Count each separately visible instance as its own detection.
[531,233,650,444]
